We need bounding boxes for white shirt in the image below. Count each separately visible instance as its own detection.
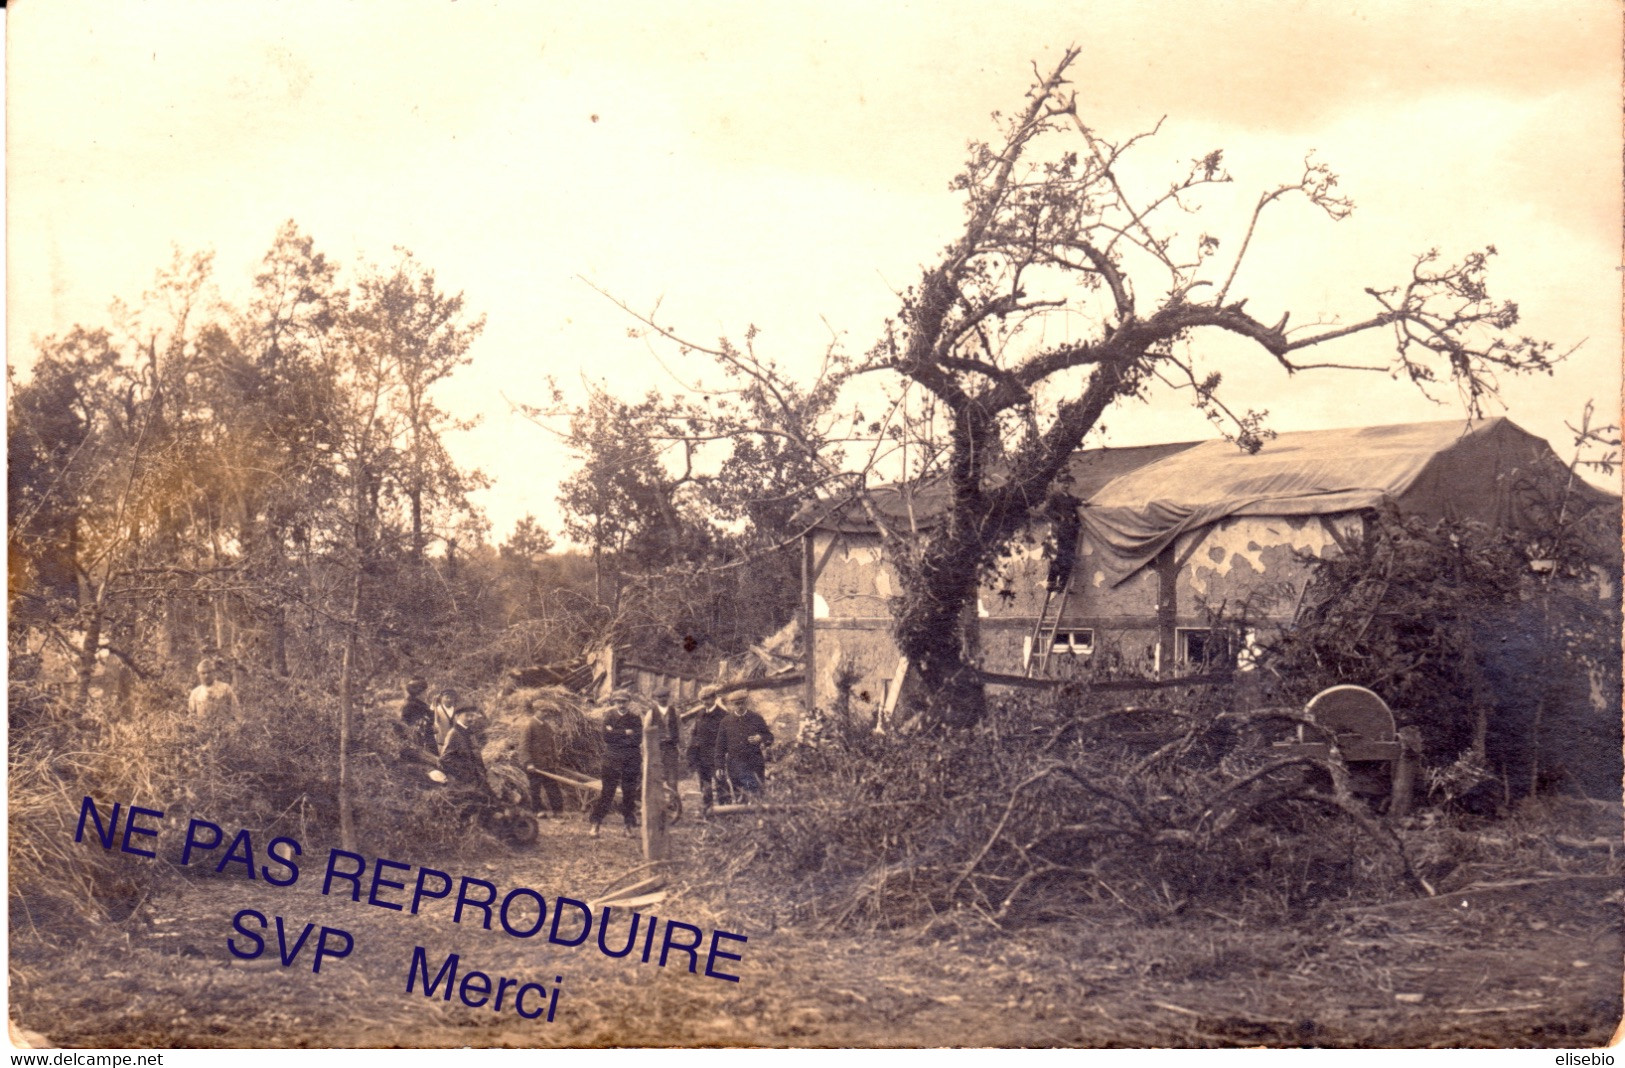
[188,680,241,719]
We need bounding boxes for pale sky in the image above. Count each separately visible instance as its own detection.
[9,0,1622,543]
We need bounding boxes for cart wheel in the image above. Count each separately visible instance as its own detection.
[502,811,539,847]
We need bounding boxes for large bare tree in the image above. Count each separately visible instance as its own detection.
[609,49,1565,727]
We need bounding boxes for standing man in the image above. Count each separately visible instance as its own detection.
[187,658,241,720]
[588,691,641,838]
[714,692,774,801]
[520,697,567,819]
[687,692,727,813]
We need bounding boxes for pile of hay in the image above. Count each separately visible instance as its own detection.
[482,686,598,774]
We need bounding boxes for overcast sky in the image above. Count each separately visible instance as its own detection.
[9,0,1621,543]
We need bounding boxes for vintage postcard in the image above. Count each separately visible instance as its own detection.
[8,0,1622,1051]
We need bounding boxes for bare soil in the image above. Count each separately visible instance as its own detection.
[10,805,1623,1048]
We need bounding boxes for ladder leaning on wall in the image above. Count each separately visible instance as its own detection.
[1025,577,1073,678]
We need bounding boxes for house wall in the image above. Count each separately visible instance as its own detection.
[1178,514,1352,621]
[808,513,1362,710]
[807,531,903,723]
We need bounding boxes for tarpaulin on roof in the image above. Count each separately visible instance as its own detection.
[799,440,1202,534]
[1077,418,1616,584]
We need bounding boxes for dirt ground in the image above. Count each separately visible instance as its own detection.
[10,796,1624,1049]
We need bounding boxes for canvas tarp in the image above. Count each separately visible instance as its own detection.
[1077,418,1616,584]
[799,440,1202,534]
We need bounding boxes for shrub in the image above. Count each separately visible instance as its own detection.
[1260,508,1622,801]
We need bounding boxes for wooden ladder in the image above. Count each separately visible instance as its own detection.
[1026,578,1072,678]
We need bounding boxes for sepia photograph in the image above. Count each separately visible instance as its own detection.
[7,0,1623,1050]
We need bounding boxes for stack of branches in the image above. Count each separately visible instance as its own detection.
[484,685,597,775]
[9,660,402,935]
[9,681,185,935]
[10,747,159,937]
[692,693,1427,933]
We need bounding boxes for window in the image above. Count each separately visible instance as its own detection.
[1176,627,1231,667]
[1050,629,1094,655]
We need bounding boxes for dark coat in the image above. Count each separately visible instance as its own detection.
[521,716,560,770]
[600,706,643,754]
[658,704,681,750]
[715,710,773,780]
[687,704,726,770]
[656,703,682,780]
[399,696,435,755]
[438,725,489,791]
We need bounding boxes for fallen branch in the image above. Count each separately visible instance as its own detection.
[707,802,811,816]
[1349,873,1619,913]
[977,668,1233,692]
[592,890,667,910]
[588,877,669,909]
[530,768,601,792]
[1448,1004,1545,1016]
[597,859,673,898]
[1301,789,1433,897]
[948,766,1059,898]
[1553,835,1620,854]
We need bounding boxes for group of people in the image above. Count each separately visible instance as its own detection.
[397,677,492,794]
[687,690,775,811]
[398,676,778,842]
[576,687,777,838]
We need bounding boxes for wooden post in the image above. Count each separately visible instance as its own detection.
[1390,725,1422,818]
[802,533,817,723]
[1154,545,1178,677]
[640,705,667,861]
[596,644,617,701]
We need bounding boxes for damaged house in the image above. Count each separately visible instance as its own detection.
[798,417,1619,721]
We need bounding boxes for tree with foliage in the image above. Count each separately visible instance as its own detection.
[608,49,1570,728]
[549,336,848,668]
[8,326,140,713]
[501,513,556,563]
[347,253,487,563]
[8,222,491,852]
[558,387,706,610]
[7,247,239,713]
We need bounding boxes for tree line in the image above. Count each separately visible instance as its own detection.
[8,223,814,733]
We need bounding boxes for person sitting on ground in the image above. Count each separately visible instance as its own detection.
[437,702,492,794]
[187,657,242,720]
[398,676,436,762]
[520,698,568,819]
[714,692,774,800]
[687,692,727,812]
[588,690,642,838]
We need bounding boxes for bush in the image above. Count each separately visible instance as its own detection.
[1260,508,1622,802]
[9,682,181,936]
